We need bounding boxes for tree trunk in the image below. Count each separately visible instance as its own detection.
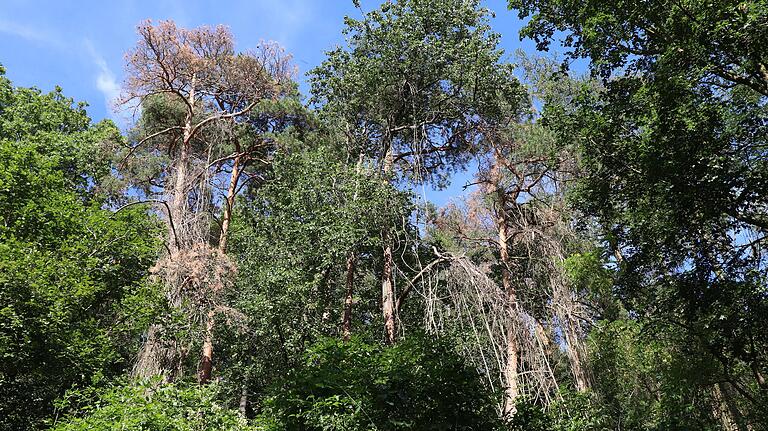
[342,251,357,341]
[218,155,242,253]
[170,75,195,252]
[503,324,521,416]
[239,374,249,418]
[381,140,397,344]
[563,318,589,392]
[497,193,520,416]
[197,155,242,384]
[382,238,397,344]
[712,382,745,431]
[198,309,215,383]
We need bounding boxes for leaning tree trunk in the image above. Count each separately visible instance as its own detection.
[563,313,590,392]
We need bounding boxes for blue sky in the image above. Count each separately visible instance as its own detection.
[0,0,541,205]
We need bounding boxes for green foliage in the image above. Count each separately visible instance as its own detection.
[506,392,606,431]
[509,0,768,92]
[51,379,256,431]
[0,69,159,430]
[4,2,768,428]
[509,0,768,425]
[260,335,502,430]
[223,143,412,401]
[311,0,525,186]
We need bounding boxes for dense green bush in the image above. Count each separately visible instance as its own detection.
[0,68,159,430]
[51,380,255,431]
[259,335,502,430]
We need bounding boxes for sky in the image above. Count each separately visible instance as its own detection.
[0,0,543,206]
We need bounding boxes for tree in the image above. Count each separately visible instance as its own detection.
[310,0,525,344]
[0,67,159,430]
[51,380,257,431]
[224,142,410,412]
[117,20,296,383]
[508,0,768,426]
[423,55,597,415]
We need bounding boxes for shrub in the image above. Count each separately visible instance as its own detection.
[51,379,256,431]
[260,335,502,430]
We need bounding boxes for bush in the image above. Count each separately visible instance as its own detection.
[259,335,502,430]
[50,379,256,431]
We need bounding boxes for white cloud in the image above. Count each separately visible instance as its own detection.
[0,18,64,48]
[249,0,314,46]
[84,39,127,125]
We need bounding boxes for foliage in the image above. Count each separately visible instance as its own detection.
[510,0,768,426]
[4,1,768,429]
[310,0,525,186]
[222,143,412,403]
[51,379,256,431]
[0,68,159,430]
[259,335,502,430]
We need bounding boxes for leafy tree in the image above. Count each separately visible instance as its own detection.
[224,142,411,412]
[0,67,159,430]
[508,0,768,427]
[116,20,298,383]
[311,0,526,343]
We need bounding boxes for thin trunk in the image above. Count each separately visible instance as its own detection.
[198,309,215,383]
[198,155,242,384]
[342,251,357,341]
[239,374,249,418]
[534,319,552,356]
[751,360,766,389]
[382,237,397,344]
[503,325,520,416]
[563,318,589,392]
[218,155,242,253]
[381,139,397,344]
[342,153,364,342]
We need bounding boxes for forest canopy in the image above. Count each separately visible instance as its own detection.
[1,1,766,430]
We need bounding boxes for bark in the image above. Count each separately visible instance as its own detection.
[721,382,754,431]
[239,374,249,417]
[534,318,553,357]
[198,153,242,384]
[218,155,242,253]
[382,238,397,344]
[198,309,215,383]
[381,138,397,344]
[712,383,744,431]
[751,360,766,389]
[563,318,590,392]
[503,325,521,416]
[342,251,357,341]
[170,75,195,251]
[497,191,520,416]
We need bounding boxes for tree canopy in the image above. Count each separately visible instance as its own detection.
[2,1,767,430]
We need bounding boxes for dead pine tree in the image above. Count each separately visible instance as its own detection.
[116,19,293,383]
[480,119,590,413]
[424,111,590,415]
